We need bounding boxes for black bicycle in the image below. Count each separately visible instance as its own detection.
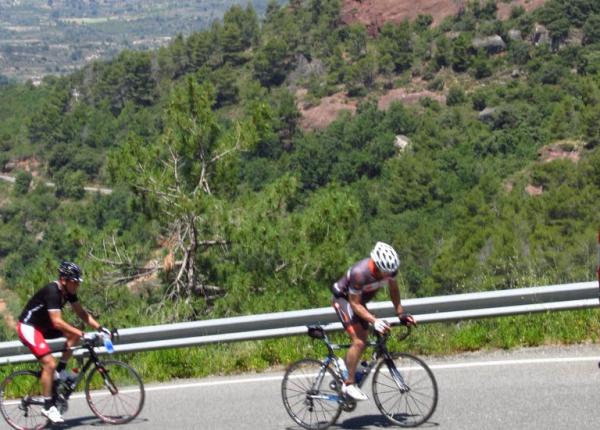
[281,324,438,429]
[0,332,145,430]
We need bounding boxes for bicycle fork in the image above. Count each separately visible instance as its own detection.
[385,358,410,393]
[97,367,119,395]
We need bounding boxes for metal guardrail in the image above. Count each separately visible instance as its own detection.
[1,281,598,364]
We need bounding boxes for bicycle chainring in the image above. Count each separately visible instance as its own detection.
[341,398,357,412]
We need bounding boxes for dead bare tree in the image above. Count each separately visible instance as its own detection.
[107,78,256,311]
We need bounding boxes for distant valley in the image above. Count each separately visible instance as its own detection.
[0,0,279,83]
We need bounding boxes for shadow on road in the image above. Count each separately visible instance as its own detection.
[50,414,148,428]
[339,414,439,428]
[285,414,439,430]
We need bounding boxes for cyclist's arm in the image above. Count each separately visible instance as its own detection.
[71,302,101,331]
[348,292,376,324]
[48,310,84,338]
[388,278,416,325]
[388,278,404,316]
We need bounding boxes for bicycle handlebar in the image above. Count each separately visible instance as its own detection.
[66,328,119,352]
[307,323,413,352]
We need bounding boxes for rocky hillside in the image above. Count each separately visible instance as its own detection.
[296,0,550,130]
[341,0,547,33]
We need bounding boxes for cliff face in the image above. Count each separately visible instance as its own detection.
[340,0,548,33]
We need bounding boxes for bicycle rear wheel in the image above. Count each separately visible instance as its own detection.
[281,358,343,430]
[0,370,48,430]
[372,352,438,427]
[85,360,145,424]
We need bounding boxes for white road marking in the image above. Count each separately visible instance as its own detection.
[142,354,600,392]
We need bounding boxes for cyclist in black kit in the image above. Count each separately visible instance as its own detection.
[331,242,416,400]
[17,261,111,423]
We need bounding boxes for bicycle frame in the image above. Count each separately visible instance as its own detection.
[19,340,110,411]
[308,325,410,401]
[317,328,404,383]
[64,345,118,396]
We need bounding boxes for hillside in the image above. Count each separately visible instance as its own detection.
[341,0,547,30]
[298,0,548,130]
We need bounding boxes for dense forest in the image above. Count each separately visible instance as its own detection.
[0,0,599,347]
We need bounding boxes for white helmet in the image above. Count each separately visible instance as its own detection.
[370,242,399,273]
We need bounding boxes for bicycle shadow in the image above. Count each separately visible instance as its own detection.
[336,414,439,429]
[285,415,439,430]
[47,415,149,427]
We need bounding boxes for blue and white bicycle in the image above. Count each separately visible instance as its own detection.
[281,324,438,429]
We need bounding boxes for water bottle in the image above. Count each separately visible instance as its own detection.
[335,357,348,380]
[102,333,115,354]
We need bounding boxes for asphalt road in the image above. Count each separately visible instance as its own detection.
[46,344,600,430]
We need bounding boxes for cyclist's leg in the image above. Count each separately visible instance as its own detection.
[40,327,74,375]
[17,323,56,400]
[58,330,80,366]
[38,355,56,398]
[331,296,369,384]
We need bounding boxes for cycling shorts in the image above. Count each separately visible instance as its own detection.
[332,295,370,333]
[17,322,62,358]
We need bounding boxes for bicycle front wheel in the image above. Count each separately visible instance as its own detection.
[372,352,438,427]
[281,358,343,430]
[85,360,145,424]
[0,370,48,430]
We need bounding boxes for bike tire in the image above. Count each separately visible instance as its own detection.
[372,352,438,427]
[281,358,343,430]
[85,360,145,424]
[0,370,48,430]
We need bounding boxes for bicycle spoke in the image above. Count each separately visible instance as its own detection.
[85,360,145,424]
[281,358,342,430]
[372,353,438,427]
[0,370,48,430]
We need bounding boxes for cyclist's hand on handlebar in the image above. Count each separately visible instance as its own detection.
[373,319,391,334]
[82,332,98,342]
[98,326,112,339]
[398,312,416,326]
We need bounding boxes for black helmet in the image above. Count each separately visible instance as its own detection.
[58,261,83,282]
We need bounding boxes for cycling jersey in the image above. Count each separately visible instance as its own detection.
[332,258,397,331]
[19,282,78,331]
[331,258,397,302]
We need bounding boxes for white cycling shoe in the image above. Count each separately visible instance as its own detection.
[41,405,64,423]
[342,383,368,401]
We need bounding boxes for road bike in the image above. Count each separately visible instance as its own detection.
[281,324,438,429]
[0,331,145,430]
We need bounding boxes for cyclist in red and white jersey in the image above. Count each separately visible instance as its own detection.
[17,261,111,423]
[331,242,416,401]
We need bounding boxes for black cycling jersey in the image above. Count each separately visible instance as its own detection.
[19,281,78,330]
